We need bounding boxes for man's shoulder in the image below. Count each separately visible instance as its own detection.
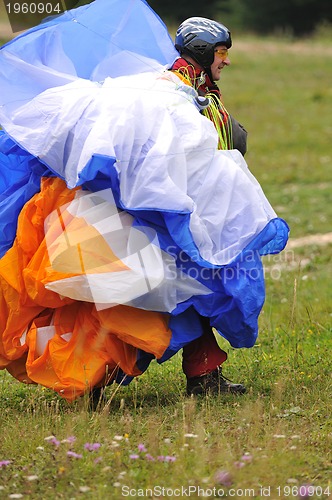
[171,57,192,71]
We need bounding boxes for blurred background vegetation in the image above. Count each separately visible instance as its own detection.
[1,0,332,37]
[148,0,332,36]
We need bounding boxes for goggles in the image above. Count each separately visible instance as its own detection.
[214,48,229,61]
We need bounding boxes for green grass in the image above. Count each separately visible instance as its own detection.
[0,316,331,498]
[0,32,331,499]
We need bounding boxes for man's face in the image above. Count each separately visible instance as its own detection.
[210,45,230,81]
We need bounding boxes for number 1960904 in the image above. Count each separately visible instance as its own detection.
[6,2,62,15]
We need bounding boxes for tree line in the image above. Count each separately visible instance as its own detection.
[147,0,332,36]
[6,0,332,37]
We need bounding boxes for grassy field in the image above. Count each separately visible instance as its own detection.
[0,15,331,500]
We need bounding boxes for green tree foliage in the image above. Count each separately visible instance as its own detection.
[148,0,332,35]
[226,0,332,35]
[147,0,231,25]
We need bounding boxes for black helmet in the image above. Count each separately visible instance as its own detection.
[175,17,232,69]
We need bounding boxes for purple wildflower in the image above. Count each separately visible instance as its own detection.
[84,443,101,452]
[67,451,83,459]
[45,436,60,448]
[145,454,155,461]
[138,443,147,453]
[157,456,165,462]
[129,454,139,460]
[241,454,253,462]
[164,456,176,462]
[61,436,76,445]
[215,470,233,487]
[0,460,11,467]
[234,461,245,469]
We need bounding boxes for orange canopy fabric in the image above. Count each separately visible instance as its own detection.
[0,177,171,401]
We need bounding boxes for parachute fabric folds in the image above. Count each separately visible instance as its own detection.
[0,70,286,265]
[0,0,178,116]
[0,0,289,400]
[42,186,212,311]
[0,178,172,401]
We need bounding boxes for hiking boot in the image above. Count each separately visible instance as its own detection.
[186,367,246,396]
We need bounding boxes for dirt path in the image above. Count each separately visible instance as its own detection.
[264,232,332,274]
[286,232,332,249]
[0,21,24,39]
[0,21,13,39]
[235,39,332,56]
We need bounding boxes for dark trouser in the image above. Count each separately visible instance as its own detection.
[182,316,227,378]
